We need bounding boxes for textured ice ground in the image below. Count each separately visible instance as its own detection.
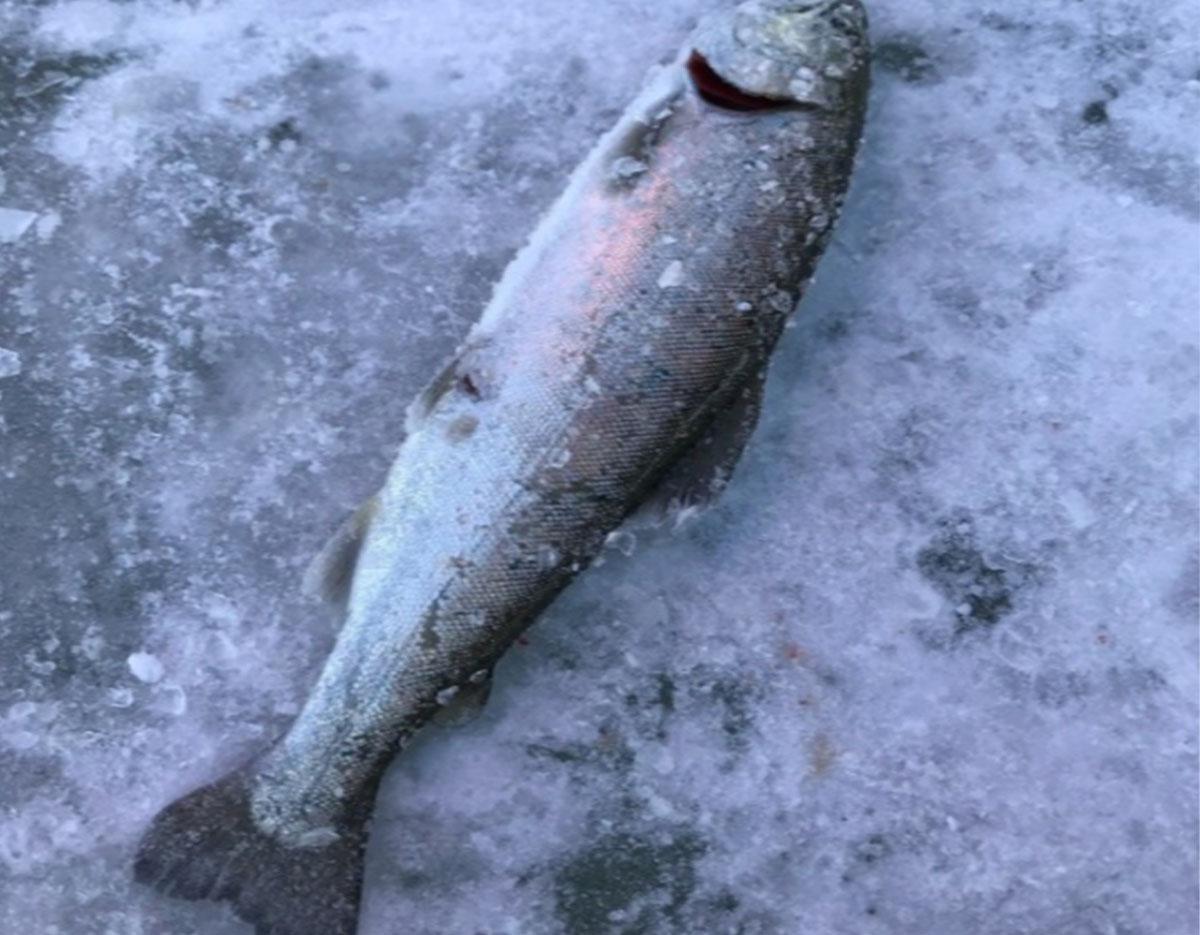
[1,0,1197,933]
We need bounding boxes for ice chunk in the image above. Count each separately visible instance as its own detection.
[657,260,685,288]
[294,826,341,848]
[604,529,637,557]
[609,156,648,181]
[127,652,165,684]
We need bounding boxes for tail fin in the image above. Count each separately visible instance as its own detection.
[133,766,372,935]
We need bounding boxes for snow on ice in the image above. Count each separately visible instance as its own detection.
[0,0,1195,933]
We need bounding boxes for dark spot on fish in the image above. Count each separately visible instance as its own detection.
[1082,100,1109,125]
[458,372,481,400]
[874,36,939,85]
[446,414,478,441]
[687,51,795,111]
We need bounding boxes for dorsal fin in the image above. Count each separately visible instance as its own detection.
[301,495,380,609]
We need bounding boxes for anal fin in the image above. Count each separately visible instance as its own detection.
[640,368,766,519]
[302,495,379,609]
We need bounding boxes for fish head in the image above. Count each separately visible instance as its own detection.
[689,0,870,112]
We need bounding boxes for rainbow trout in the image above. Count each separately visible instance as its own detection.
[135,2,871,932]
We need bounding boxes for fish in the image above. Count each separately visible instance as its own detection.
[133,2,871,932]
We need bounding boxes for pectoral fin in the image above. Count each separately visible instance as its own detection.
[302,495,379,609]
[405,355,459,432]
[641,368,766,518]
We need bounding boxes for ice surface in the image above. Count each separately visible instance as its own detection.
[0,1,1196,934]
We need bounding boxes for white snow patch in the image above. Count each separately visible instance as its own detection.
[0,208,37,243]
[126,651,165,684]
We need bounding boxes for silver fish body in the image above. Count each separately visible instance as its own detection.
[135,3,870,932]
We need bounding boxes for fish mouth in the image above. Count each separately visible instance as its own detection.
[689,0,869,111]
[686,50,797,112]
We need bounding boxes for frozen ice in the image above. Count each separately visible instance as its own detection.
[0,0,1196,933]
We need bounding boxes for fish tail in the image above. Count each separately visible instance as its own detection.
[133,763,373,935]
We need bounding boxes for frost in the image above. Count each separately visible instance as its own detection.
[294,826,341,848]
[2,0,1196,933]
